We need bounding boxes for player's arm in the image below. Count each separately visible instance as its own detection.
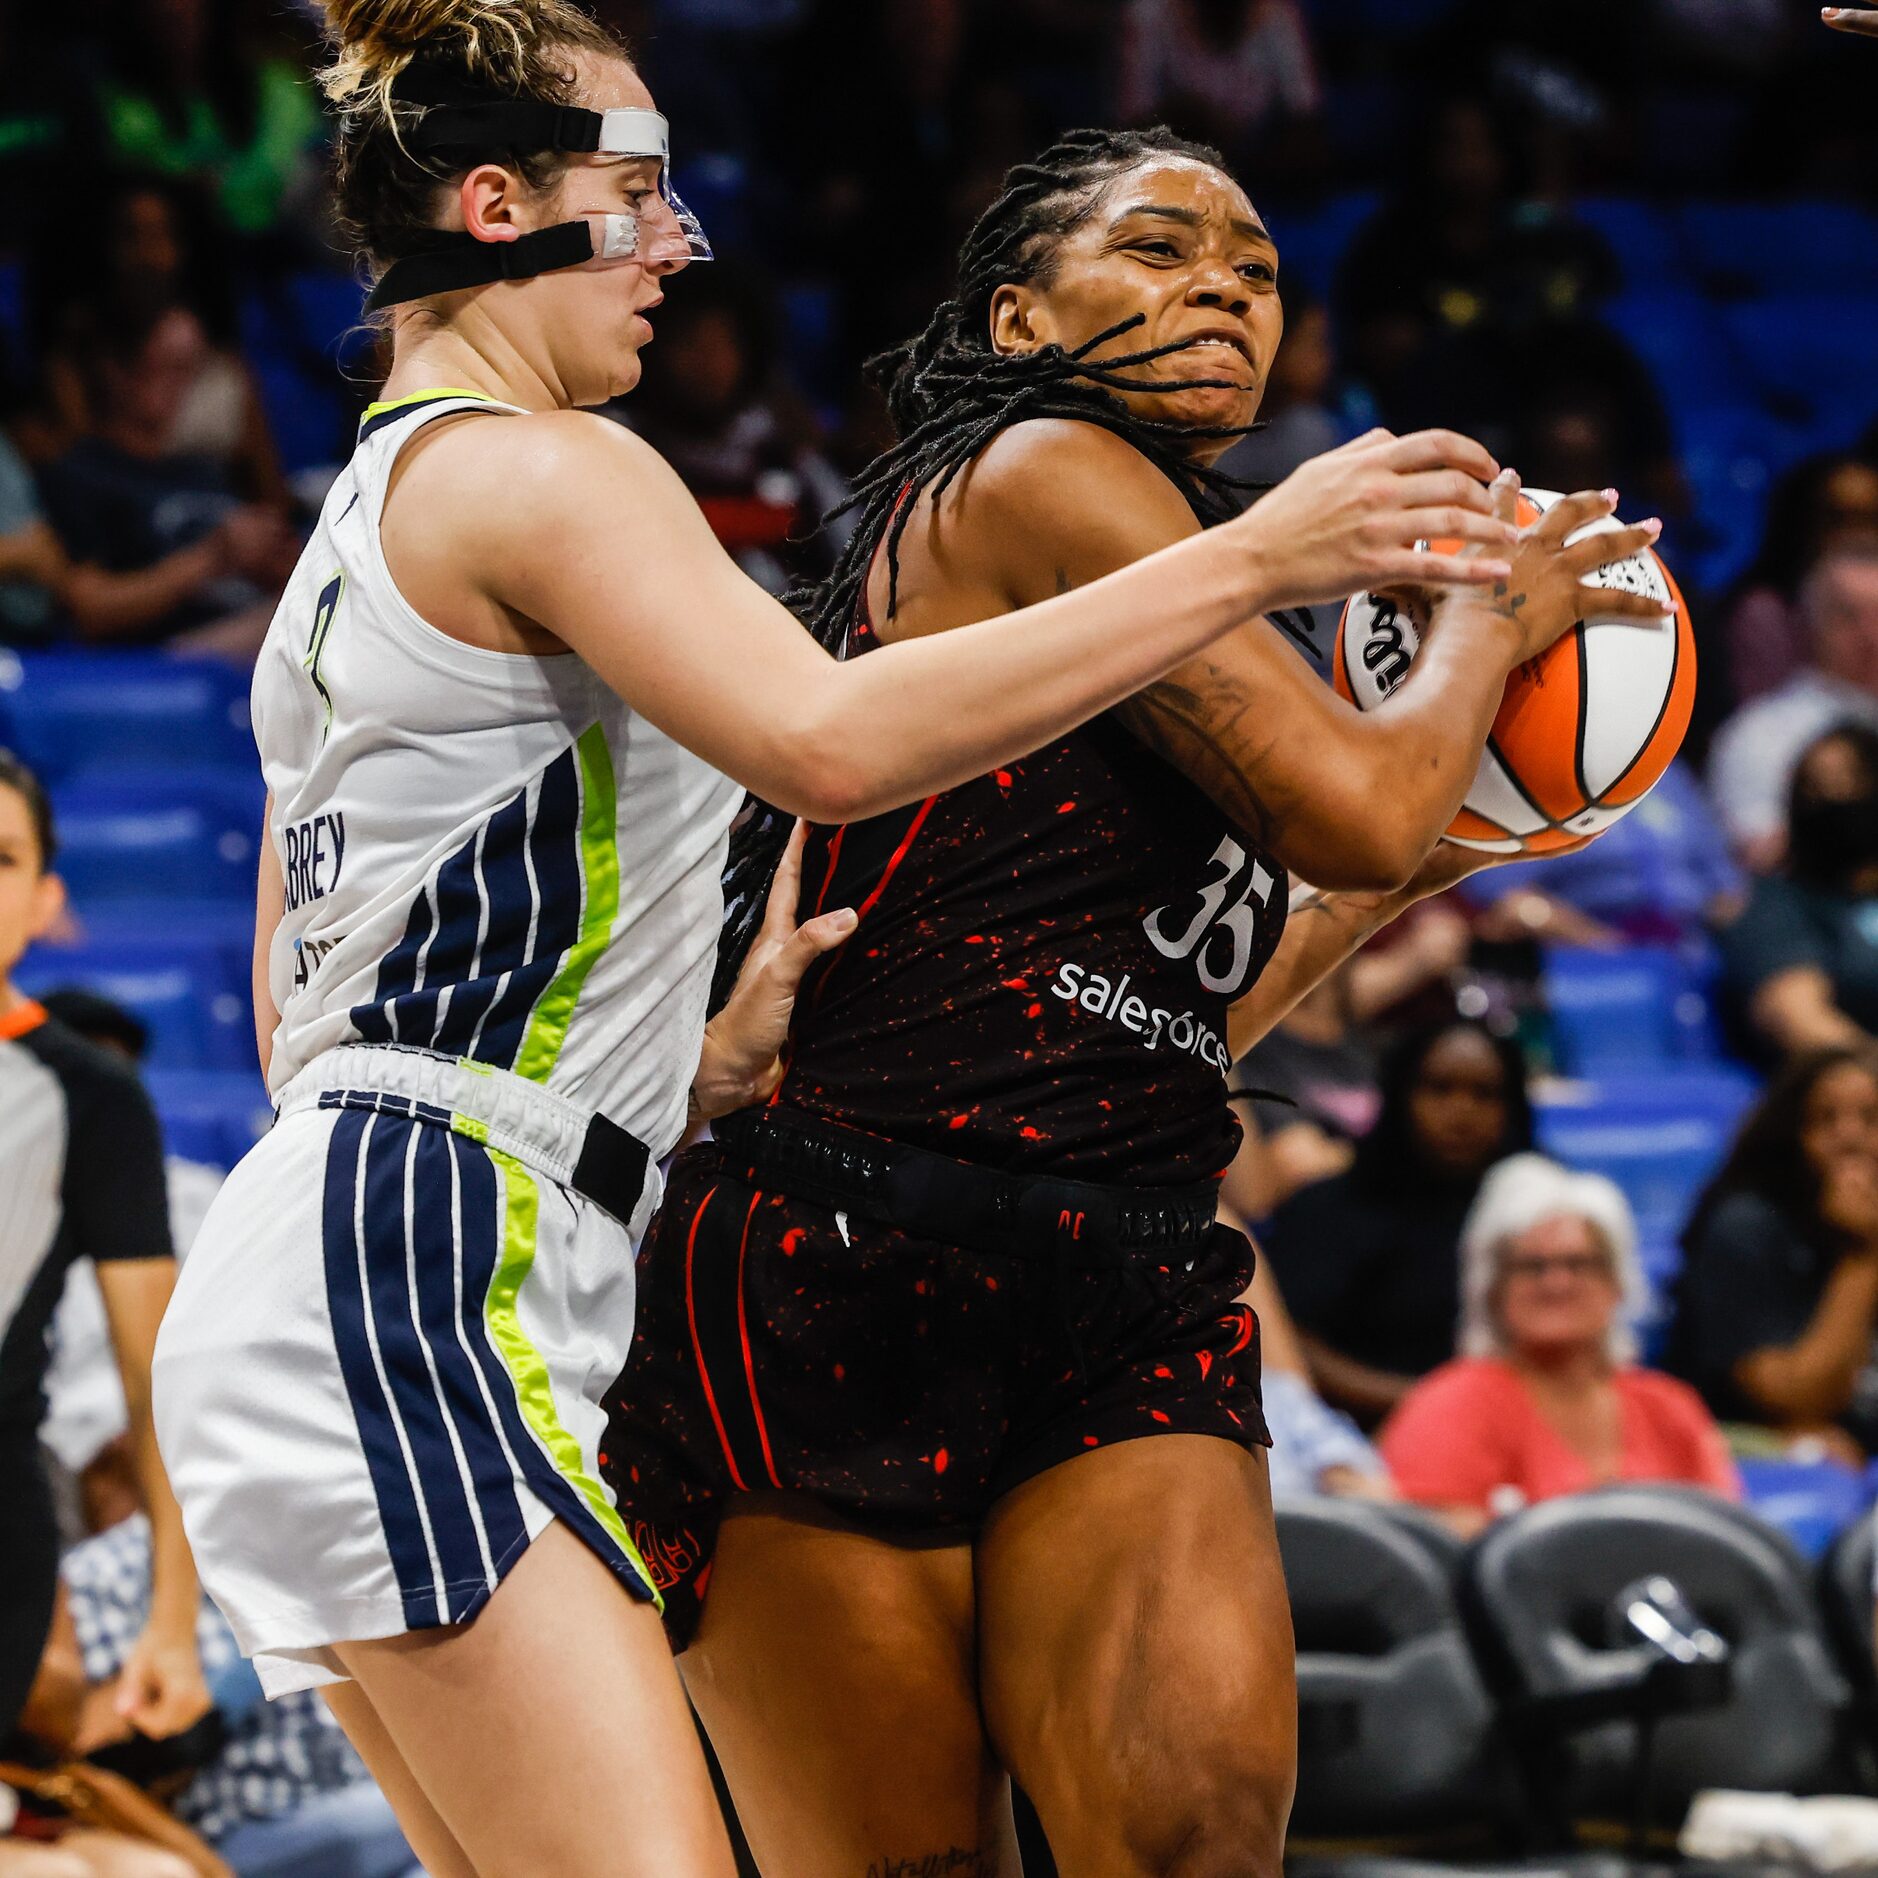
[427,413,1519,828]
[253,793,283,1082]
[968,422,1669,891]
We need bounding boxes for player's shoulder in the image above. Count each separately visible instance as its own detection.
[959,417,1198,550]
[402,406,674,512]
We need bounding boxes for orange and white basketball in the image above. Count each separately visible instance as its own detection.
[1331,487,1696,854]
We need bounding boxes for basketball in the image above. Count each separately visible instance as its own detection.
[1331,488,1697,854]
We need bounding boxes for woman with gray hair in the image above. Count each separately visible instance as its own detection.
[1380,1153,1739,1536]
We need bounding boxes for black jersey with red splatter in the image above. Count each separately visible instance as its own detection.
[777,611,1290,1187]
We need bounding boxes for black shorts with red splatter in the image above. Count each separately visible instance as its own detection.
[599,1121,1268,1650]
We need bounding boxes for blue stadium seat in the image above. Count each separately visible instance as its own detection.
[1721,294,1878,455]
[1735,1458,1874,1562]
[1541,944,1726,1076]
[1677,201,1878,296]
[0,654,251,781]
[1268,191,1379,303]
[49,796,257,904]
[144,1070,272,1171]
[1574,197,1680,292]
[1601,289,1738,424]
[15,936,253,1073]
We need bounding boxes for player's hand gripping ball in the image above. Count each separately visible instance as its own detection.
[1333,487,1695,854]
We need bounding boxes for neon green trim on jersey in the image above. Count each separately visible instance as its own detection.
[483,1146,661,1605]
[513,724,618,1086]
[358,387,493,425]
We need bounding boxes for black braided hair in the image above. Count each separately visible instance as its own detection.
[711,124,1301,1012]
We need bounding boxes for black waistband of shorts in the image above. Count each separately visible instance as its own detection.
[710,1107,1219,1269]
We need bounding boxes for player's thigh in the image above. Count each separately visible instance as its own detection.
[333,1520,735,1878]
[322,1680,475,1878]
[977,1436,1296,1878]
[685,1493,1019,1878]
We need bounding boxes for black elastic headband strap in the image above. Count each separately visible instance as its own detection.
[364,221,597,312]
[402,100,606,158]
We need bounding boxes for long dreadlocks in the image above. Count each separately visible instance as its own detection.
[712,124,1298,1011]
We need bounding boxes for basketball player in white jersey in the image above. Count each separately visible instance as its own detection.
[150,0,1537,1869]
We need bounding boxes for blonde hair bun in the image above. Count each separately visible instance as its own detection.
[319,0,595,109]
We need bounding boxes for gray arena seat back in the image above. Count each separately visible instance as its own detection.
[1275,1497,1501,1841]
[1820,1514,1877,1693]
[1462,1486,1852,1828]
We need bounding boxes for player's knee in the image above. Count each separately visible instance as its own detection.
[1130,1762,1289,1878]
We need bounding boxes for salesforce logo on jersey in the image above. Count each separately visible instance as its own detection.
[1049,962,1233,1072]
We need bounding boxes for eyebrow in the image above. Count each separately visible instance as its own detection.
[1109,202,1273,244]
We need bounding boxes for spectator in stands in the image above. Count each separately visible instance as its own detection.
[1724,723,1878,1057]
[1226,901,1473,1215]
[1665,1045,1878,1457]
[1261,1018,1535,1428]
[21,1515,423,1878]
[1723,453,1878,707]
[0,427,63,647]
[1458,758,1743,947]
[1334,95,1613,433]
[34,294,296,654]
[98,0,325,240]
[1709,544,1878,868]
[1245,1253,1394,1500]
[0,753,205,1752]
[1212,284,1345,491]
[1116,0,1322,171]
[604,263,848,594]
[1382,1154,1740,1536]
[26,175,287,506]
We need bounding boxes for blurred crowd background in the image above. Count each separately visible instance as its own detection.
[4,0,1878,1867]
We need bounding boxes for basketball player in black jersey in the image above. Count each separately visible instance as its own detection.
[602,128,1671,1876]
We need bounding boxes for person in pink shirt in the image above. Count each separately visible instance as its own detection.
[1381,1153,1740,1536]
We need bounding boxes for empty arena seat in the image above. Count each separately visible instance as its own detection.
[1678,200,1878,296]
[0,654,252,781]
[1722,294,1878,454]
[1269,190,1380,301]
[1573,198,1680,292]
[49,797,257,904]
[144,1070,272,1171]
[1736,1458,1874,1563]
[1462,1486,1855,1836]
[1601,289,1736,423]
[1276,1497,1504,1844]
[1541,945,1724,1076]
[16,936,253,1073]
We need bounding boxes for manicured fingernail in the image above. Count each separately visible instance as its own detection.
[1643,517,1663,537]
[1602,487,1620,504]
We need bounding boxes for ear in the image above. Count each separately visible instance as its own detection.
[458,162,527,245]
[28,871,66,946]
[988,283,1052,358]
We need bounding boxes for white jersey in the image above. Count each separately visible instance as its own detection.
[252,389,743,1157]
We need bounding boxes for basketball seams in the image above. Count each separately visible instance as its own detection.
[1335,512,1691,852]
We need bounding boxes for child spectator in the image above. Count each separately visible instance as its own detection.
[1260,1018,1534,1428]
[1723,723,1878,1056]
[1382,1154,1739,1536]
[1665,1046,1878,1457]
